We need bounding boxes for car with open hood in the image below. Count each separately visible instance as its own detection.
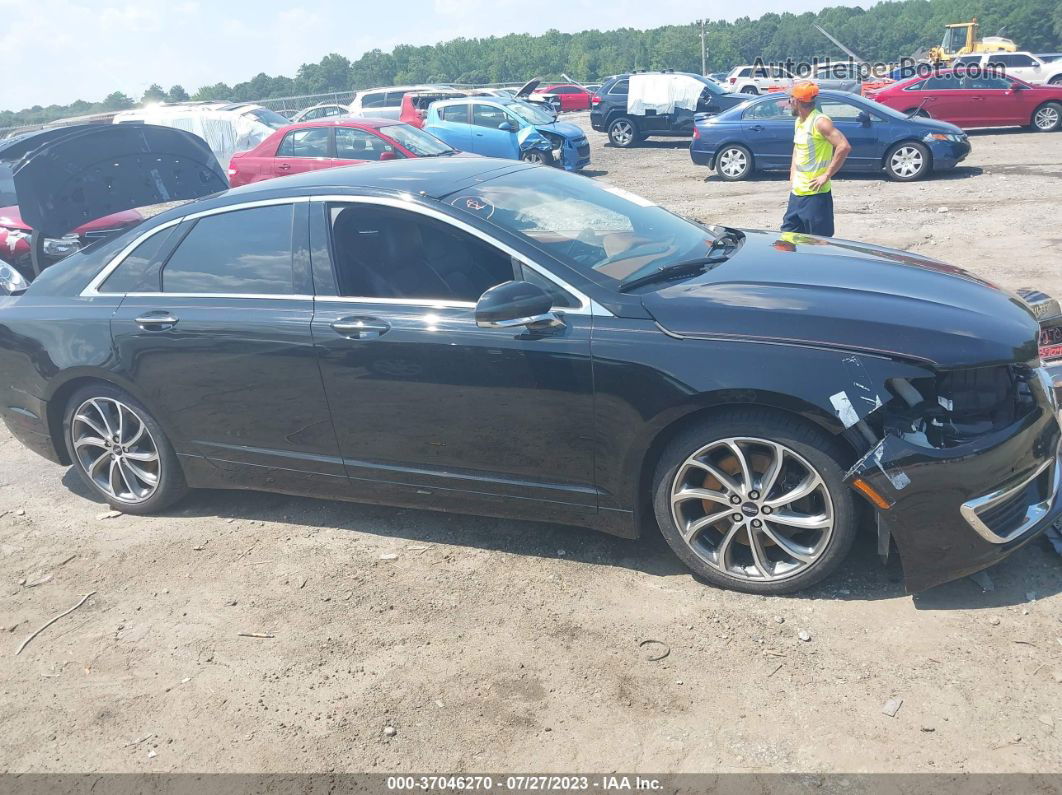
[691,90,971,181]
[1,158,1059,596]
[424,96,589,170]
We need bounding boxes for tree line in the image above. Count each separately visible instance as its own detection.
[4,0,1061,129]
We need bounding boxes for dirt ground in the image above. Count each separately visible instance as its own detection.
[1,112,1061,775]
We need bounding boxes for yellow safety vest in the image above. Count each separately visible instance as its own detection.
[792,109,833,196]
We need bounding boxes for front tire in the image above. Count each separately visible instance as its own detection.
[1048,75,1062,86]
[608,117,641,148]
[885,141,930,181]
[714,144,753,181]
[1031,102,1062,132]
[519,149,555,166]
[652,410,858,595]
[63,383,187,515]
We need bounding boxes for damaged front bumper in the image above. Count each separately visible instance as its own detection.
[846,397,1061,592]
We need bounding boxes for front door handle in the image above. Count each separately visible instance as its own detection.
[278,163,291,171]
[331,316,390,339]
[135,312,178,330]
[749,124,764,131]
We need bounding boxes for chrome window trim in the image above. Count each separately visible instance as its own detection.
[310,194,612,317]
[960,453,1060,544]
[82,198,308,298]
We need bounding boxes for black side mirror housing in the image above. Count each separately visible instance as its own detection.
[475,281,560,329]
[857,111,872,126]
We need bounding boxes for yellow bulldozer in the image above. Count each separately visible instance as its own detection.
[927,18,1016,64]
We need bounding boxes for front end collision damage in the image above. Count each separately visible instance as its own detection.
[835,354,1062,592]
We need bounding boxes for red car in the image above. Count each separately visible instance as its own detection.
[532,83,593,112]
[867,71,1062,131]
[227,119,461,187]
[0,203,143,278]
[399,90,469,129]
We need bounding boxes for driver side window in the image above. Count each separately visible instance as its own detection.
[328,204,517,303]
[472,104,509,129]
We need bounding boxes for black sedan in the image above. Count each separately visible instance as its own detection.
[1,158,1060,594]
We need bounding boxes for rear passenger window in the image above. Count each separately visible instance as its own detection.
[361,92,387,108]
[162,205,294,295]
[99,225,182,293]
[276,127,330,157]
[608,80,629,95]
[440,104,469,123]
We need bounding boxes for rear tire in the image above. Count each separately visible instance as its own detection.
[906,108,931,118]
[740,85,760,95]
[608,117,641,148]
[63,383,187,515]
[884,141,930,181]
[714,144,753,181]
[1031,102,1062,132]
[652,409,858,595]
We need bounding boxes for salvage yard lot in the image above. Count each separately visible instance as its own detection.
[1,113,1061,773]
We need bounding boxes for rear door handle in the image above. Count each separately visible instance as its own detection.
[135,312,178,330]
[331,316,390,339]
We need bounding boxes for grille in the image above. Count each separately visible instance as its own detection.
[976,467,1051,538]
[576,141,590,157]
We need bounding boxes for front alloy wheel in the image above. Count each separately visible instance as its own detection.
[885,142,929,181]
[653,411,857,594]
[1033,102,1062,132]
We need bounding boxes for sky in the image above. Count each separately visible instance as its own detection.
[0,0,856,111]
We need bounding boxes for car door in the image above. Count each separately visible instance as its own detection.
[964,74,1030,125]
[469,103,519,158]
[912,76,968,125]
[272,127,333,178]
[426,103,474,151]
[108,200,346,483]
[308,198,597,517]
[740,96,792,169]
[818,97,880,171]
[333,126,400,166]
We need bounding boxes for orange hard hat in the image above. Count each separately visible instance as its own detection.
[790,81,819,102]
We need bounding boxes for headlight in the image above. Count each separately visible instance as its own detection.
[0,261,29,294]
[42,234,82,259]
[923,133,964,143]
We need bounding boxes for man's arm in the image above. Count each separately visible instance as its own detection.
[808,115,851,191]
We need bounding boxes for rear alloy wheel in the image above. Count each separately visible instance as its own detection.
[653,411,857,594]
[907,108,931,119]
[608,117,640,148]
[64,384,187,514]
[741,85,760,95]
[885,141,930,181]
[1032,102,1062,132]
[715,145,753,181]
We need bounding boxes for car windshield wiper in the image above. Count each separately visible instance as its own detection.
[618,234,742,293]
[617,256,727,293]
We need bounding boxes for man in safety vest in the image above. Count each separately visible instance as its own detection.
[781,81,851,237]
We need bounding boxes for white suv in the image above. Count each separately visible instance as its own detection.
[724,65,793,94]
[952,52,1062,85]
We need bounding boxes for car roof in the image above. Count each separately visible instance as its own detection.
[358,84,452,95]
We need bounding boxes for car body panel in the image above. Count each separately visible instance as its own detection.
[692,91,971,176]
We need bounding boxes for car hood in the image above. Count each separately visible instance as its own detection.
[532,121,585,139]
[8,123,227,238]
[0,204,144,234]
[639,229,1039,368]
[515,79,540,98]
[896,115,965,135]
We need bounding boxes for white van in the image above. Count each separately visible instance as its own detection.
[113,102,289,169]
[348,85,457,119]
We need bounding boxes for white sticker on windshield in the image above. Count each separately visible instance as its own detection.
[598,183,657,208]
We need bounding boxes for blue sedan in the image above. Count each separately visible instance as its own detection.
[691,90,971,181]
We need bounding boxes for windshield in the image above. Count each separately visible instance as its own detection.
[0,164,16,207]
[246,108,290,129]
[380,124,455,156]
[507,101,555,125]
[443,167,721,285]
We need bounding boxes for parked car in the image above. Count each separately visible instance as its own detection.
[724,64,793,95]
[725,63,862,95]
[348,84,456,120]
[290,103,351,123]
[476,82,561,113]
[867,71,1062,131]
[399,90,470,129]
[113,102,290,171]
[532,83,593,111]
[708,72,730,83]
[227,119,463,187]
[952,52,1062,85]
[691,90,971,181]
[3,158,1060,596]
[424,97,589,170]
[591,72,755,147]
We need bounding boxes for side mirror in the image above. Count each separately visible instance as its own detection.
[857,111,872,126]
[1010,81,1026,91]
[498,121,515,132]
[379,150,396,161]
[475,281,561,330]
